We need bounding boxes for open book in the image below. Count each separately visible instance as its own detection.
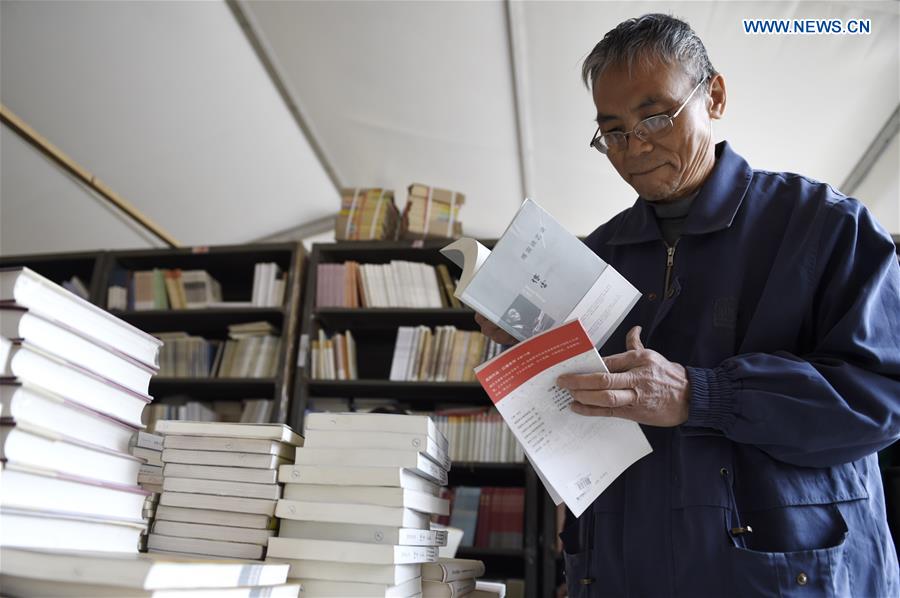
[475,320,652,516]
[441,199,641,349]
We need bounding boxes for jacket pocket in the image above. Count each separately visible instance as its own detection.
[728,509,851,597]
[559,508,626,597]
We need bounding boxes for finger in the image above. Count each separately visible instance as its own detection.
[625,326,644,351]
[557,372,635,391]
[602,350,645,373]
[570,402,637,420]
[570,388,637,408]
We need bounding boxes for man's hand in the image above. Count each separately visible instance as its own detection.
[556,326,691,427]
[474,313,518,346]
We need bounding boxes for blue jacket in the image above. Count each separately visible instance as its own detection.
[566,141,900,596]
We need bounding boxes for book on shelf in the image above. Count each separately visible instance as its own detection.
[310,329,357,380]
[475,319,652,517]
[389,325,503,382]
[145,399,274,431]
[421,558,487,583]
[153,321,280,379]
[423,577,477,598]
[61,275,90,300]
[441,197,641,348]
[438,487,524,550]
[433,407,525,463]
[402,183,465,240]
[336,187,401,241]
[251,262,287,307]
[316,259,455,308]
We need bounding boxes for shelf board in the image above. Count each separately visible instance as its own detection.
[113,308,285,334]
[449,462,528,486]
[305,379,487,400]
[314,307,478,330]
[456,546,526,559]
[150,377,276,400]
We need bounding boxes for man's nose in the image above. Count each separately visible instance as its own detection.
[625,131,653,158]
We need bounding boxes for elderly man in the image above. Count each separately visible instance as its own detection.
[476,14,900,596]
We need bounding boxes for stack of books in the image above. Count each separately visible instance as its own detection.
[422,558,487,597]
[0,547,301,597]
[316,260,459,309]
[0,267,163,553]
[310,329,357,380]
[267,412,452,596]
[251,262,287,307]
[336,188,401,241]
[389,326,503,382]
[130,431,165,551]
[402,183,465,240]
[149,421,303,560]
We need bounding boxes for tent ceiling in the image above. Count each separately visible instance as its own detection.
[1,1,897,256]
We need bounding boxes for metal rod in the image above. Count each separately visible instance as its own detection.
[841,104,899,196]
[1,103,181,248]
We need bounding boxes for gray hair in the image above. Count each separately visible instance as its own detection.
[582,14,717,91]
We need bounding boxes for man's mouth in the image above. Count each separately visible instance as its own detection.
[631,164,665,176]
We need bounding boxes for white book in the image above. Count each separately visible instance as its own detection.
[139,473,164,486]
[389,327,413,381]
[0,308,156,395]
[251,263,263,306]
[1,463,147,521]
[160,491,277,516]
[147,534,263,560]
[266,558,418,585]
[441,199,641,348]
[298,576,421,597]
[152,520,275,546]
[405,326,425,381]
[421,558,486,582]
[267,537,438,565]
[422,578,477,598]
[162,449,289,470]
[474,319,652,516]
[303,429,451,471]
[164,435,295,458]
[279,519,448,546]
[279,465,439,495]
[1,422,143,486]
[0,267,163,368]
[0,577,301,598]
[293,448,448,485]
[131,430,165,451]
[163,477,281,500]
[163,463,278,485]
[0,338,150,427]
[0,382,137,453]
[304,412,448,453]
[154,505,275,530]
[276,500,430,528]
[154,421,303,445]
[133,446,165,467]
[0,507,146,553]
[282,485,449,516]
[0,546,290,589]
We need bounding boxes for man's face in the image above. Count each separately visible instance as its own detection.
[592,57,715,201]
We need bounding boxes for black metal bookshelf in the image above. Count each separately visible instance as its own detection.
[293,240,551,598]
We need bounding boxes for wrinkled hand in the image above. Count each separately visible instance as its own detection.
[474,312,518,346]
[556,326,690,427]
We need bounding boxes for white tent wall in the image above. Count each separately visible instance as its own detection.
[0,0,337,254]
[0,1,897,255]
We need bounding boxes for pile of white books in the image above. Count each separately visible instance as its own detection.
[130,431,165,551]
[149,421,303,560]
[0,267,163,553]
[267,412,452,597]
[0,546,301,597]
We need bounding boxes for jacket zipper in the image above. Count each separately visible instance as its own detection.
[664,239,680,298]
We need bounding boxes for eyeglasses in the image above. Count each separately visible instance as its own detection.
[589,78,706,155]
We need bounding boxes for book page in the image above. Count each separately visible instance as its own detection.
[475,320,652,517]
[567,266,642,348]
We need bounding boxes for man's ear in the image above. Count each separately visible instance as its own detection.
[707,73,726,120]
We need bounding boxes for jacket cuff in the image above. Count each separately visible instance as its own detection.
[685,366,736,431]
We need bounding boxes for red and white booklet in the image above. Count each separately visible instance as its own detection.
[474,320,652,517]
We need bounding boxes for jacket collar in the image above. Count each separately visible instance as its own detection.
[607,141,753,245]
